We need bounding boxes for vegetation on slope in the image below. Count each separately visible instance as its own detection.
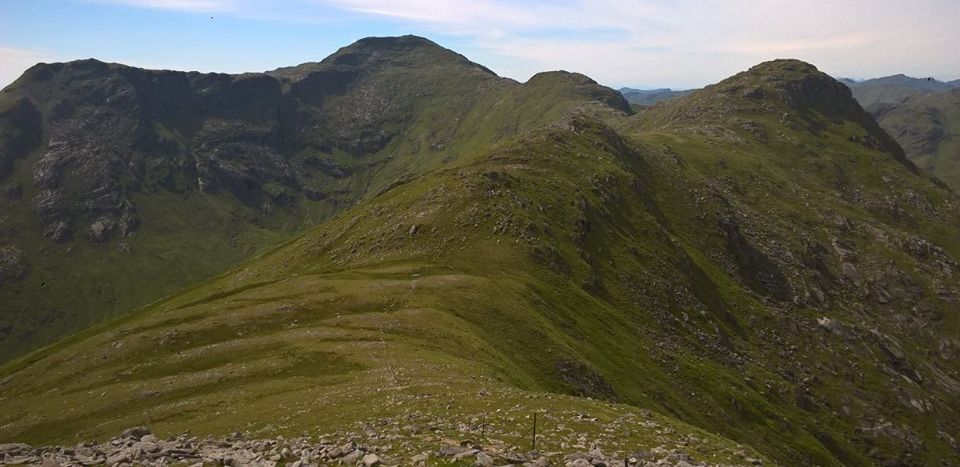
[2,57,960,466]
[873,88,960,192]
[0,35,629,361]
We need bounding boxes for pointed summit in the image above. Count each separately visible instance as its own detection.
[321,34,497,76]
[715,59,861,114]
[637,59,912,170]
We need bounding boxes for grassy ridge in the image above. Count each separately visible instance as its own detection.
[1,55,959,466]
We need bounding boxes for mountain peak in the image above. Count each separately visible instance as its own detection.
[348,34,439,51]
[319,35,496,77]
[710,59,895,127]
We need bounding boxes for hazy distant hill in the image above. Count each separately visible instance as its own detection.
[619,87,694,105]
[841,74,959,111]
[840,74,960,191]
[875,88,960,190]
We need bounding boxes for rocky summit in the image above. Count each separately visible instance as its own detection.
[1,37,959,467]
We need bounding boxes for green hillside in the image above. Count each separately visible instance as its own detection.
[2,55,959,466]
[874,88,960,191]
[619,87,694,106]
[0,36,629,361]
[841,74,958,113]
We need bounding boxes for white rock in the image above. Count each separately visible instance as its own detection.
[362,453,381,466]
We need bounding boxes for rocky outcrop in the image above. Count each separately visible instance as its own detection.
[0,426,761,467]
[0,246,27,284]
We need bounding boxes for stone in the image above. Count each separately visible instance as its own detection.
[439,445,471,457]
[121,426,151,440]
[452,448,479,460]
[140,434,157,443]
[341,450,362,464]
[43,220,72,242]
[362,453,381,466]
[476,451,494,466]
[0,443,33,455]
[87,217,116,242]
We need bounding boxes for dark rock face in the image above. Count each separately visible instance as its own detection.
[555,358,618,402]
[718,216,791,301]
[0,97,43,180]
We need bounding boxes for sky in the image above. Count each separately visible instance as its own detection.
[2,0,959,90]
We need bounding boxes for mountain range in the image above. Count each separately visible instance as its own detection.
[842,76,960,194]
[621,74,960,194]
[618,87,694,106]
[1,36,960,466]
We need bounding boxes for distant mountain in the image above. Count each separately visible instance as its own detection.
[841,73,958,111]
[875,88,960,191]
[839,73,960,191]
[3,48,960,466]
[618,87,694,105]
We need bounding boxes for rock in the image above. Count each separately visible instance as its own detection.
[3,455,41,465]
[0,443,33,456]
[362,453,381,466]
[0,246,29,284]
[816,316,838,332]
[409,224,420,236]
[476,451,494,466]
[121,426,151,440]
[44,220,72,242]
[411,452,429,464]
[452,448,479,460]
[341,450,362,464]
[140,434,157,443]
[87,217,116,242]
[439,445,471,457]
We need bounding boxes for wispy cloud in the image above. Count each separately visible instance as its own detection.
[0,46,60,89]
[9,1,960,88]
[88,0,237,12]
[319,0,960,87]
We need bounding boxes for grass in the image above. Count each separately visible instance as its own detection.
[1,55,959,466]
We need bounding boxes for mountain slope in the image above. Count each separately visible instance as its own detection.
[841,74,958,112]
[873,88,960,192]
[619,87,694,106]
[0,35,630,361]
[2,58,959,466]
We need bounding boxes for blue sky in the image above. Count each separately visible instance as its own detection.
[2,0,959,89]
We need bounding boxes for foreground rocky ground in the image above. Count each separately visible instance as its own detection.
[0,425,764,466]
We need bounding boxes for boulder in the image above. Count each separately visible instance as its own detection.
[121,426,151,440]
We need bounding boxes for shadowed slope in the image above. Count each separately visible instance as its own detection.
[0,35,629,361]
